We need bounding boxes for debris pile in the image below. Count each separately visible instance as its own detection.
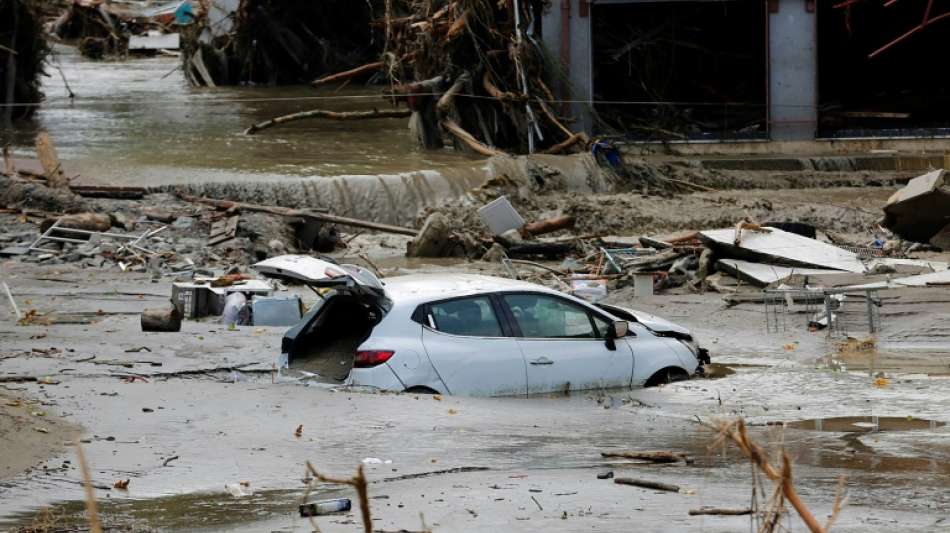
[0,0,49,125]
[180,0,378,87]
[237,0,583,156]
[1,133,420,274]
[50,0,185,59]
[881,168,950,250]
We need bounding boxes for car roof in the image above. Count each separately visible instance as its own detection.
[380,273,564,307]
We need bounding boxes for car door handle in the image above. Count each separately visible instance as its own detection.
[529,357,554,365]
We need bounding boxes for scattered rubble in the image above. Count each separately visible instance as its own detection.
[882,168,950,250]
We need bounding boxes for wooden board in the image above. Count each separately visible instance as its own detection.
[208,216,239,246]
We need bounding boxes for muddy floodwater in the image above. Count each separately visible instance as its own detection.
[7,46,478,186]
[3,52,950,532]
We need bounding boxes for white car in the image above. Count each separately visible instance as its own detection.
[253,255,709,397]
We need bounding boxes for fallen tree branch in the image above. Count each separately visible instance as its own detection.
[311,61,384,87]
[483,71,521,102]
[441,118,502,157]
[244,108,411,135]
[436,73,469,117]
[441,123,496,156]
[540,133,586,155]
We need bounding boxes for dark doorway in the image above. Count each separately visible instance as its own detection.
[818,1,950,138]
[591,1,768,141]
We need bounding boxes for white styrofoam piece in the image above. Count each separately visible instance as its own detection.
[477,196,525,236]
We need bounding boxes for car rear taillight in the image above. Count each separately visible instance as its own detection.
[354,350,394,368]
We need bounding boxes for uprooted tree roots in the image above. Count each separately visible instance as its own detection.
[240,0,586,156]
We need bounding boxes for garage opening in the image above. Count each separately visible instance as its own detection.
[818,1,950,138]
[590,1,768,141]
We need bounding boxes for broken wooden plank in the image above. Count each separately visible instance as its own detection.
[614,477,681,492]
[208,216,239,246]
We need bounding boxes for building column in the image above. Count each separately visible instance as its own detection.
[541,0,594,135]
[769,0,818,140]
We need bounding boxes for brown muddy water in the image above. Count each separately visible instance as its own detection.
[6,46,478,186]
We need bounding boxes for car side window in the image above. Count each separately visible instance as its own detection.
[503,294,599,339]
[590,313,610,339]
[429,296,504,337]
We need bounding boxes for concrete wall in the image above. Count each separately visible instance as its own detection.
[541,1,594,134]
[768,0,818,141]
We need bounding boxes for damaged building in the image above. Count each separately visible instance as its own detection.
[543,0,950,149]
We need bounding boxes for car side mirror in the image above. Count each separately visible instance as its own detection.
[604,320,628,351]
[608,320,628,339]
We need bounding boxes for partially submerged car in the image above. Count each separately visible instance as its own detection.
[253,255,709,397]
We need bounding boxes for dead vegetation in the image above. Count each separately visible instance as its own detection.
[708,418,847,533]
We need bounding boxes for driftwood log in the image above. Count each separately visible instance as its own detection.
[688,507,752,516]
[40,213,112,234]
[244,108,412,135]
[600,450,691,464]
[522,215,575,237]
[614,477,681,493]
[141,305,182,332]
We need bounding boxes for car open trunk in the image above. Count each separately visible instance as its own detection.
[252,255,390,380]
[281,294,380,380]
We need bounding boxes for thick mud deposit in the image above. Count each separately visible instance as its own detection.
[2,254,949,532]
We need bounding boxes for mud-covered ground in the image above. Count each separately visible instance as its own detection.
[1,233,949,532]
